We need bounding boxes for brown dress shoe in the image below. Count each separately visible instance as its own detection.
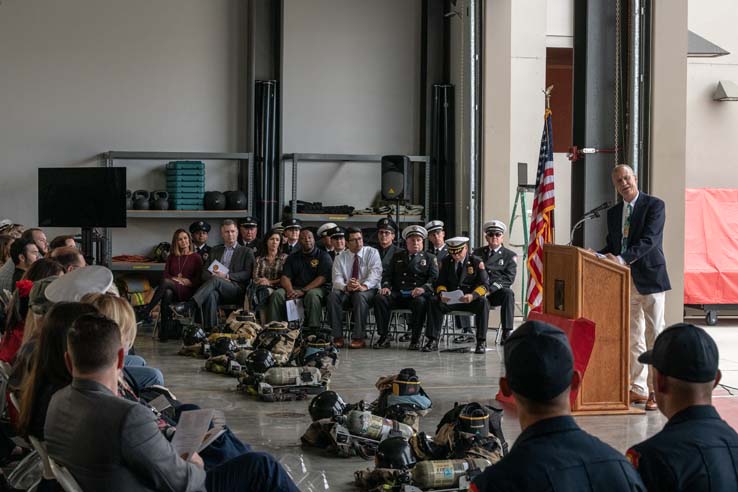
[645,392,658,411]
[629,390,648,404]
[350,338,366,349]
[334,337,345,348]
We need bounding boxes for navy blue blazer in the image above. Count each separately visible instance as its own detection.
[599,193,671,295]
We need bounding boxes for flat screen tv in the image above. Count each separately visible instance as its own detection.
[38,167,127,228]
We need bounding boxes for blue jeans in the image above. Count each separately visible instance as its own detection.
[123,366,164,390]
[206,452,298,492]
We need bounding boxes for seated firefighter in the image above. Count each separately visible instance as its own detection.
[473,220,517,343]
[266,228,333,331]
[426,237,489,354]
[373,225,438,350]
[173,220,254,330]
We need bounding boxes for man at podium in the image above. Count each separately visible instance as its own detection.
[598,164,671,411]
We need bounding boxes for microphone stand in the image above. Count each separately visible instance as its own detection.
[568,212,601,246]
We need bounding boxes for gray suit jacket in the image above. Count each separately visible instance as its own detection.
[202,243,255,289]
[45,379,206,492]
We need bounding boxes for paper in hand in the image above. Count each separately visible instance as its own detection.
[171,409,214,460]
[208,260,229,276]
[440,289,465,304]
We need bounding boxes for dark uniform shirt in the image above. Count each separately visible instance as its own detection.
[427,244,448,262]
[281,241,300,256]
[472,416,645,492]
[194,244,211,263]
[381,250,438,294]
[473,245,517,293]
[239,238,260,251]
[282,247,332,290]
[378,244,401,273]
[626,405,738,492]
[434,253,488,299]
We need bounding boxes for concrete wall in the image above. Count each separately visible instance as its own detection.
[687,0,738,188]
[0,0,246,254]
[281,0,421,209]
[652,0,688,324]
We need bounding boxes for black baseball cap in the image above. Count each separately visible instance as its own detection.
[638,323,719,383]
[238,216,258,228]
[504,320,574,402]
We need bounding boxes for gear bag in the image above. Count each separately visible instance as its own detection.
[252,321,300,365]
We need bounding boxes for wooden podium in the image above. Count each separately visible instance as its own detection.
[542,245,636,414]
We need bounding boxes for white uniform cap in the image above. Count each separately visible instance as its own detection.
[44,265,115,303]
[483,220,507,234]
[402,225,427,240]
[425,220,444,233]
[445,236,470,253]
[317,222,338,238]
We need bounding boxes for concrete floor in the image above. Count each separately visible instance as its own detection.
[134,312,738,491]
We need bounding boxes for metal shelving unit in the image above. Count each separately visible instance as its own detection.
[99,151,254,267]
[280,153,431,225]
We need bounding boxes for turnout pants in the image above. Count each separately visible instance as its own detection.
[266,287,326,329]
[487,287,515,330]
[374,292,429,343]
[327,289,377,339]
[192,277,244,330]
[427,296,489,342]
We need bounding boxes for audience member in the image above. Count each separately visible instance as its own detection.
[82,292,164,390]
[250,229,287,321]
[316,222,337,253]
[425,220,448,260]
[471,320,646,492]
[426,237,489,354]
[374,225,438,350]
[328,226,347,260]
[48,246,86,272]
[327,227,382,349]
[48,235,77,251]
[0,235,14,266]
[44,313,299,492]
[375,218,400,272]
[136,229,203,340]
[267,229,332,331]
[174,220,254,330]
[0,222,24,240]
[9,238,40,286]
[626,323,738,491]
[281,218,302,255]
[190,220,212,263]
[238,216,260,250]
[21,228,48,258]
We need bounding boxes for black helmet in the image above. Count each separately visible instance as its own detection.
[211,337,238,357]
[245,349,275,374]
[457,402,489,436]
[182,325,207,346]
[308,391,346,421]
[375,437,416,470]
[392,368,420,396]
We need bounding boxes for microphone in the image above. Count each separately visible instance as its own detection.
[582,201,612,218]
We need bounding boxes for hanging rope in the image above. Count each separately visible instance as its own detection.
[614,0,621,166]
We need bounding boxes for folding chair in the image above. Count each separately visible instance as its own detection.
[49,457,84,492]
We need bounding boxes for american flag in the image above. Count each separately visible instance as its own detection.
[526,108,555,312]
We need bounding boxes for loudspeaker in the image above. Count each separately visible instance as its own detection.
[381,155,410,200]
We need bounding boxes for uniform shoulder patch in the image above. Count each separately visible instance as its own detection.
[479,261,485,270]
[625,448,640,468]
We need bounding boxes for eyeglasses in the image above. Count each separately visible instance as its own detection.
[486,232,503,237]
[377,230,393,235]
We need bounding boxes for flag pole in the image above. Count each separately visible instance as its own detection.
[544,85,555,243]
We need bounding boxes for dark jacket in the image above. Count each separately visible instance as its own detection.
[434,252,488,299]
[381,250,438,295]
[626,405,738,492]
[472,416,645,492]
[202,243,255,290]
[378,243,402,273]
[427,244,448,262]
[599,193,671,294]
[473,245,517,293]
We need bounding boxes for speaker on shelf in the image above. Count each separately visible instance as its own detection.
[381,155,410,201]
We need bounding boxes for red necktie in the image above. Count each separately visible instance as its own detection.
[351,253,360,279]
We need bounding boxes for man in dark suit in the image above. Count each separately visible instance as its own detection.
[426,237,489,354]
[599,164,671,411]
[175,219,255,330]
[474,220,517,344]
[374,225,438,350]
[44,313,298,492]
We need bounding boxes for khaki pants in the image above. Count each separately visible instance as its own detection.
[629,279,666,395]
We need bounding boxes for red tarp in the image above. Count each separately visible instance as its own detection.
[684,188,738,304]
[495,313,596,408]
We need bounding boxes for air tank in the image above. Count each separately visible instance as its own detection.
[263,366,321,386]
[345,410,414,441]
[411,459,491,488]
